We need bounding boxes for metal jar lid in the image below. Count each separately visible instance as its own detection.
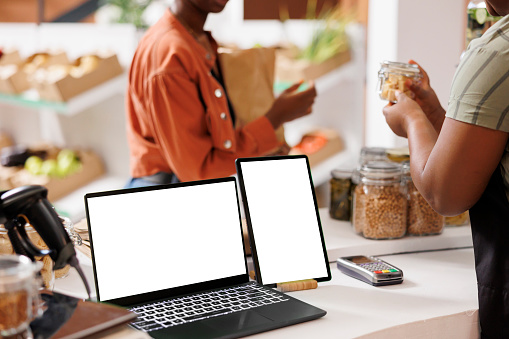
[359,161,402,183]
[331,169,353,179]
[379,61,422,78]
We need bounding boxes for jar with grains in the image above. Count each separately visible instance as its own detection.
[402,162,445,236]
[0,255,43,338]
[378,61,422,103]
[329,169,353,221]
[352,161,407,239]
[0,224,54,290]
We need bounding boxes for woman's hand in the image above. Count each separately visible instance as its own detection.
[406,60,446,132]
[265,80,317,130]
[382,91,426,138]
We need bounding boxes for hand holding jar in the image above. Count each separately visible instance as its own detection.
[378,61,422,103]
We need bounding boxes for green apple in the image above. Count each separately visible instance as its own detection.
[57,158,82,177]
[41,159,59,177]
[24,156,44,175]
[57,149,81,177]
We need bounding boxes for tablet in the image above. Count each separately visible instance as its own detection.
[235,155,331,286]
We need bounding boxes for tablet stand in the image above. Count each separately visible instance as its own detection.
[276,279,318,292]
[250,271,318,292]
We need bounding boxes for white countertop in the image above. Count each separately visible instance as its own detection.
[55,247,479,338]
[250,248,479,338]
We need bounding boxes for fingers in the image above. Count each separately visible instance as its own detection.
[408,59,429,82]
[282,79,305,94]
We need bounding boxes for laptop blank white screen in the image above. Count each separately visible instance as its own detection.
[86,180,247,302]
[238,157,329,285]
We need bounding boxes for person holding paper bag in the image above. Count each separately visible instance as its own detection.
[125,0,316,187]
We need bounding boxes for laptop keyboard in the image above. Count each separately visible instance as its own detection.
[129,283,289,333]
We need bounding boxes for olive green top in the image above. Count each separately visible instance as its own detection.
[446,14,509,201]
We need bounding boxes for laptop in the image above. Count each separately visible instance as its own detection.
[84,177,326,339]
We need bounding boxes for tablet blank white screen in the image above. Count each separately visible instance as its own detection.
[239,158,328,284]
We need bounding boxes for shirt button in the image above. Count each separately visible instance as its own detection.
[214,89,222,98]
[206,53,211,60]
[223,140,232,149]
[220,112,227,120]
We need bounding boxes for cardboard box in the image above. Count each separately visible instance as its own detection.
[10,150,105,202]
[35,53,123,102]
[0,65,30,94]
[0,51,68,95]
[0,49,22,66]
[289,129,344,168]
[275,48,351,82]
[0,165,20,190]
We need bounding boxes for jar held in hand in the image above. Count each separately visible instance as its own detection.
[378,61,422,103]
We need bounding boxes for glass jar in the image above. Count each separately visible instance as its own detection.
[378,61,422,103]
[386,146,410,163]
[359,147,388,165]
[0,254,44,338]
[0,224,55,290]
[352,161,407,239]
[446,211,470,226]
[55,216,82,279]
[329,169,353,221]
[402,162,445,236]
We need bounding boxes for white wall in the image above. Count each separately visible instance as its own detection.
[365,0,465,148]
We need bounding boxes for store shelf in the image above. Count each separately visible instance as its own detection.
[53,175,127,223]
[0,73,126,115]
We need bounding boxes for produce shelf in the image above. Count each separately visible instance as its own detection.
[0,73,126,115]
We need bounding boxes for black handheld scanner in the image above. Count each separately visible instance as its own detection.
[0,185,91,298]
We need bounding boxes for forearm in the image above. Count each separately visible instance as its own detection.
[429,106,446,134]
[405,115,443,212]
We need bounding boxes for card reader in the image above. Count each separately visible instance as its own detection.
[337,255,403,286]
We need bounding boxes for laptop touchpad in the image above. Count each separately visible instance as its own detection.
[203,311,273,331]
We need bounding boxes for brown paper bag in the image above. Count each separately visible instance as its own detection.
[219,47,285,153]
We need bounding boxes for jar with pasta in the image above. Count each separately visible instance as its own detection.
[378,61,422,103]
[402,162,445,236]
[445,211,470,226]
[353,161,407,239]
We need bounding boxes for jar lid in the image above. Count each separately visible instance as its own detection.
[360,161,402,179]
[379,61,422,77]
[360,146,386,157]
[386,146,410,163]
[0,254,37,286]
[331,169,353,179]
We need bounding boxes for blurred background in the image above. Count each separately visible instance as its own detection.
[0,0,475,220]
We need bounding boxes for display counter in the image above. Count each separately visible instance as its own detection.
[55,247,479,338]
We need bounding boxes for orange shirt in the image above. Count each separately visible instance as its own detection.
[126,10,279,182]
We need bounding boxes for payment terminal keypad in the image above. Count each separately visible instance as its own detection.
[358,262,399,274]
